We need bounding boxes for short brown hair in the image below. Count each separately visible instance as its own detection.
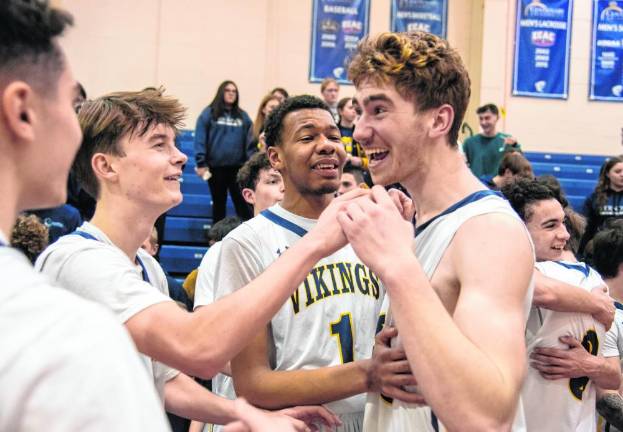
[237,151,272,191]
[498,151,533,177]
[75,87,185,199]
[348,31,471,146]
[320,77,339,92]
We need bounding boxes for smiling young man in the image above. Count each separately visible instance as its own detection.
[334,31,535,431]
[213,95,386,430]
[503,179,620,431]
[35,88,341,430]
[0,1,170,430]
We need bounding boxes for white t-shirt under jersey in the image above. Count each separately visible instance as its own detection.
[363,190,533,432]
[0,235,170,431]
[597,303,623,432]
[523,260,606,432]
[35,222,179,399]
[215,204,385,431]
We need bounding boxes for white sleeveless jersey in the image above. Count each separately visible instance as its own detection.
[598,304,623,432]
[523,260,605,432]
[363,190,533,432]
[214,204,385,431]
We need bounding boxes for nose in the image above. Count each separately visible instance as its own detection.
[173,145,188,166]
[353,116,370,145]
[558,224,571,242]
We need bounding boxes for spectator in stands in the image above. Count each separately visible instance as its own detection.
[182,216,242,304]
[579,155,623,256]
[591,223,623,431]
[463,103,521,177]
[337,97,368,171]
[480,151,533,189]
[194,80,255,223]
[29,204,82,244]
[337,165,368,196]
[253,94,281,152]
[270,87,289,104]
[320,77,340,122]
[10,215,49,264]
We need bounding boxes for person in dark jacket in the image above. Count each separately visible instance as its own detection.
[579,155,623,256]
[194,81,255,222]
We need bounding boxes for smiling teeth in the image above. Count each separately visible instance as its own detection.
[315,164,336,169]
[366,148,388,156]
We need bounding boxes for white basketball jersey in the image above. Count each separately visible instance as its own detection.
[597,303,623,432]
[214,204,385,431]
[523,260,606,432]
[363,190,533,432]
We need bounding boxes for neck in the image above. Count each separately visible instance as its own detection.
[280,191,334,219]
[482,129,497,138]
[611,184,623,193]
[0,158,24,240]
[340,119,354,128]
[89,193,161,261]
[606,275,623,303]
[402,140,486,226]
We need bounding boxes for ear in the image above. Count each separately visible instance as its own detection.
[91,152,119,186]
[267,145,285,171]
[241,188,255,206]
[358,182,369,190]
[1,81,38,144]
[429,104,454,140]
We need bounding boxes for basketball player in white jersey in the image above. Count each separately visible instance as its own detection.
[214,95,389,431]
[591,224,623,431]
[503,178,620,431]
[35,88,339,430]
[0,1,171,429]
[337,31,535,431]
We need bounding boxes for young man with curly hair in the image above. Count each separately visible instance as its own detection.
[337,31,535,431]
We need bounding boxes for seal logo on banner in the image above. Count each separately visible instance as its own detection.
[600,1,623,21]
[523,0,565,19]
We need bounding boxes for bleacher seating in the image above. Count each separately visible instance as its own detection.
[159,129,237,278]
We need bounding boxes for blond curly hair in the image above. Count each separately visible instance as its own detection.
[348,31,471,146]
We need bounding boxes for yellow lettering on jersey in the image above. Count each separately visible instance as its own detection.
[325,263,341,296]
[303,277,316,308]
[311,265,331,301]
[354,264,371,295]
[337,263,355,294]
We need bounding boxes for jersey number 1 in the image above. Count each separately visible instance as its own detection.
[330,313,354,364]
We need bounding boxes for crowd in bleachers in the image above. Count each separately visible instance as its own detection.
[4,1,623,432]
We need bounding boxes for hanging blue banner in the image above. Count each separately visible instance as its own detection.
[390,0,448,38]
[590,0,623,101]
[512,0,573,99]
[309,0,370,84]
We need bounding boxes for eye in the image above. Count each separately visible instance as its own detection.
[373,105,387,115]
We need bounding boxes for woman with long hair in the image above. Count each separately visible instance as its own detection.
[579,155,623,255]
[252,94,281,151]
[194,80,255,222]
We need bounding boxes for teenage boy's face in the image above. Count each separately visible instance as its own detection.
[269,108,346,197]
[353,79,429,186]
[252,168,284,212]
[26,60,83,210]
[525,198,570,262]
[115,123,187,211]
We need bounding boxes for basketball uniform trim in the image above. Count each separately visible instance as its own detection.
[260,208,308,237]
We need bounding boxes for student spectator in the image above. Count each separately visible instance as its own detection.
[480,151,533,189]
[337,97,368,171]
[463,103,521,177]
[29,203,82,243]
[0,1,170,429]
[253,94,281,152]
[579,155,623,256]
[10,215,49,264]
[194,80,255,222]
[320,77,340,122]
[270,87,289,104]
[337,166,368,196]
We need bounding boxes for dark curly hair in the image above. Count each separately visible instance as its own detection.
[11,214,49,263]
[263,95,332,148]
[590,222,623,279]
[237,151,272,191]
[501,178,558,222]
[0,0,73,95]
[348,31,471,146]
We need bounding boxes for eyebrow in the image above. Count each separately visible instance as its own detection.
[354,93,395,108]
[541,218,560,227]
[294,122,339,134]
[148,133,170,142]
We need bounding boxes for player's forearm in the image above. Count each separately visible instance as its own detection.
[164,373,237,425]
[533,271,598,314]
[384,259,521,431]
[185,237,326,378]
[586,357,621,390]
[232,361,370,410]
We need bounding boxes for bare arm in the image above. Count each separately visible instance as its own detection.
[126,189,370,379]
[338,187,532,430]
[230,326,369,409]
[534,270,614,329]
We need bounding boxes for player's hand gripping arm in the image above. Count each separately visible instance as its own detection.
[125,189,370,379]
[338,186,533,431]
[534,270,614,330]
